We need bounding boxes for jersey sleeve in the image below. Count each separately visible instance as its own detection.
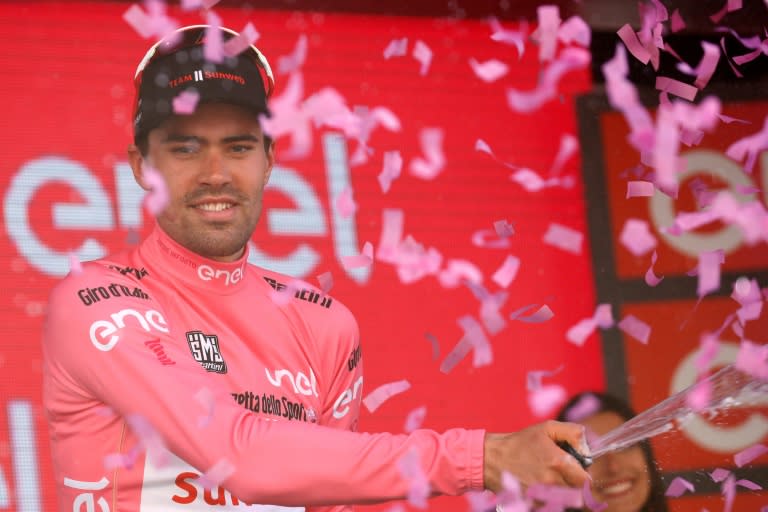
[44,265,485,506]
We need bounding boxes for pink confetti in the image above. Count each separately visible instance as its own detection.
[550,133,579,175]
[172,90,200,115]
[509,168,573,192]
[528,383,567,417]
[223,23,259,58]
[363,380,411,413]
[277,34,307,74]
[197,458,235,490]
[491,255,520,289]
[627,180,656,198]
[383,37,408,59]
[594,303,614,328]
[534,5,562,62]
[665,476,695,497]
[511,304,554,324]
[619,218,658,257]
[734,443,768,467]
[194,387,215,428]
[527,483,583,509]
[122,1,178,40]
[104,447,141,471]
[335,186,357,218]
[566,394,601,422]
[409,127,445,180]
[494,219,515,238]
[618,314,651,344]
[404,406,427,433]
[617,24,651,64]
[656,76,698,101]
[465,491,497,512]
[469,58,509,82]
[736,479,761,490]
[489,18,527,59]
[670,9,686,32]
[203,15,224,63]
[566,317,597,347]
[644,250,664,287]
[723,475,735,512]
[425,332,440,360]
[582,480,608,511]
[439,336,472,374]
[710,468,731,483]
[341,241,374,270]
[458,315,493,367]
[438,259,482,289]
[542,223,583,255]
[471,229,510,249]
[316,271,333,293]
[68,252,83,275]
[725,115,768,173]
[480,296,507,335]
[737,301,763,324]
[398,448,430,509]
[268,278,301,306]
[125,414,170,467]
[378,151,403,193]
[558,16,591,47]
[506,47,591,113]
[141,165,169,215]
[697,250,722,297]
[695,333,720,373]
[693,42,721,89]
[686,378,712,411]
[412,40,433,76]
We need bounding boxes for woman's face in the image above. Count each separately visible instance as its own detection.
[582,411,652,512]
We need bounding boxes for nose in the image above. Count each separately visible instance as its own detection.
[199,148,231,186]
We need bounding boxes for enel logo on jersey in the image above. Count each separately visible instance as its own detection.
[89,308,169,351]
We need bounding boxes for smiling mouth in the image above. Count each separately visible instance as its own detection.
[195,202,234,212]
[599,480,633,497]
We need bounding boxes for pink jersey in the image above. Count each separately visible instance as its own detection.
[43,224,485,511]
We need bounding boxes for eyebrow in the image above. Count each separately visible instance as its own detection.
[161,133,261,144]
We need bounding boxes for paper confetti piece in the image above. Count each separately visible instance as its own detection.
[665,476,695,497]
[203,14,224,63]
[695,333,720,373]
[383,37,408,59]
[479,296,507,335]
[404,406,427,433]
[582,480,608,511]
[725,115,768,173]
[550,134,579,175]
[335,186,357,218]
[710,468,731,483]
[68,252,83,275]
[489,18,527,59]
[693,41,721,89]
[122,1,178,40]
[617,24,651,64]
[142,165,169,215]
[627,180,655,198]
[656,76,698,101]
[425,332,440,360]
[409,127,445,180]
[686,378,712,411]
[316,271,333,294]
[535,5,562,62]
[723,475,735,512]
[511,304,554,324]
[644,250,664,287]
[734,443,768,467]
[494,219,515,238]
[277,33,307,74]
[469,58,509,82]
[194,387,215,428]
[341,241,373,270]
[527,483,583,509]
[438,259,483,289]
[398,448,430,509]
[412,40,433,76]
[491,255,520,289]
[125,414,170,467]
[566,318,597,347]
[197,458,235,490]
[565,393,601,422]
[528,383,567,417]
[378,151,403,193]
[223,23,259,58]
[458,315,493,367]
[697,250,722,297]
[594,303,614,328]
[363,380,411,413]
[104,446,141,471]
[172,90,200,115]
[558,16,591,47]
[471,229,511,249]
[736,479,761,490]
[543,223,583,254]
[670,9,686,32]
[620,218,658,257]
[440,336,473,374]
[618,314,651,344]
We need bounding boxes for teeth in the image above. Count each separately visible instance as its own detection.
[601,481,632,496]
[198,203,232,212]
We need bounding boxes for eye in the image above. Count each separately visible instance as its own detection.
[230,144,255,154]
[170,144,199,155]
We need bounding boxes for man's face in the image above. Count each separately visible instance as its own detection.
[129,102,274,262]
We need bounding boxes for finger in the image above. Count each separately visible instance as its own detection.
[546,420,591,457]
[556,448,591,488]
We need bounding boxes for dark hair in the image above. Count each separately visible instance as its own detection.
[556,392,669,512]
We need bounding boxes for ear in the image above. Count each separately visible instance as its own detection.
[127,144,151,191]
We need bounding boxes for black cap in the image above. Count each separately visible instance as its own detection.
[132,25,274,142]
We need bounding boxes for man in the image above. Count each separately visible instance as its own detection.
[42,24,590,510]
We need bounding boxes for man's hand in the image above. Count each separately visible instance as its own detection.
[483,420,591,492]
